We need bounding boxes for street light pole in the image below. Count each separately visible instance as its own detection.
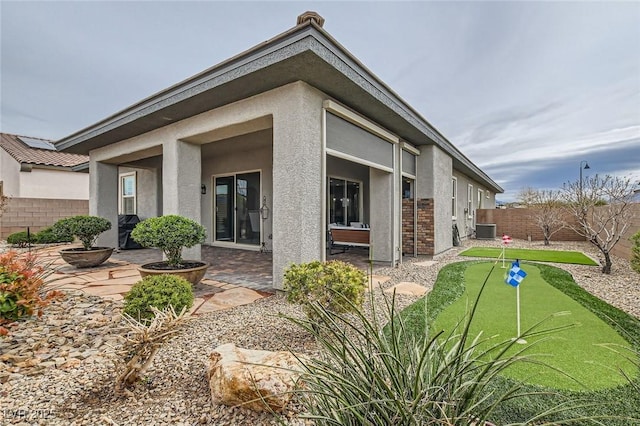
[579,160,590,192]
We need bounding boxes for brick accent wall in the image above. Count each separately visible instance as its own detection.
[0,197,89,239]
[402,199,414,255]
[402,198,435,256]
[476,204,640,260]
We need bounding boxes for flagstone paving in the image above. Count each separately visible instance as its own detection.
[34,244,271,316]
[384,281,429,297]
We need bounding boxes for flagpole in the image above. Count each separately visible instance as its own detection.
[516,284,526,344]
[501,245,506,269]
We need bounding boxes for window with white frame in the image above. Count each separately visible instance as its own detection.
[477,189,483,209]
[119,172,136,215]
[451,177,457,219]
[467,184,473,218]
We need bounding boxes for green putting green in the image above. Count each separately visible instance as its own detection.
[459,247,598,265]
[432,262,638,391]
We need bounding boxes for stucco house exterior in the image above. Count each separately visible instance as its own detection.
[55,12,502,289]
[0,133,89,238]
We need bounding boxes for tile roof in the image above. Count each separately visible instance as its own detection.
[0,133,88,168]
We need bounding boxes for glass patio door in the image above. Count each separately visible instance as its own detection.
[329,177,361,226]
[214,172,261,246]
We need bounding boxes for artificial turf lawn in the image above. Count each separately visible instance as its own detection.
[459,247,598,265]
[399,261,640,424]
[431,261,637,390]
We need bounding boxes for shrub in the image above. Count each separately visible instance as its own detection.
[0,251,62,333]
[284,260,367,321]
[123,275,194,323]
[35,227,74,244]
[6,231,33,247]
[52,215,111,250]
[131,215,206,267]
[631,231,640,274]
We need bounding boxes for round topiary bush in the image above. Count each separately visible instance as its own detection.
[52,215,111,250]
[131,215,206,267]
[123,275,194,322]
[284,260,367,321]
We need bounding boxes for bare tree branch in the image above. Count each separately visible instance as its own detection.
[561,174,636,274]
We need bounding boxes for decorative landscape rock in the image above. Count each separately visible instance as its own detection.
[207,343,304,413]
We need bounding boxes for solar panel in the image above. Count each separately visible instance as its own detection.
[18,136,56,150]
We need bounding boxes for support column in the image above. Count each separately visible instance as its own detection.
[162,139,202,260]
[271,83,324,290]
[89,160,118,248]
[369,168,394,264]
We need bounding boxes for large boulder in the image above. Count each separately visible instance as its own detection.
[207,343,304,413]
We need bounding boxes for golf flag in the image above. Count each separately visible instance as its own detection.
[506,260,527,287]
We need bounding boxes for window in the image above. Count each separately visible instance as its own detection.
[119,172,136,215]
[477,189,483,209]
[486,190,490,199]
[451,177,457,219]
[329,177,362,226]
[467,184,473,218]
[402,178,413,199]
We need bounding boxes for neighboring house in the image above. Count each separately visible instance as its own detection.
[55,12,503,289]
[0,133,89,238]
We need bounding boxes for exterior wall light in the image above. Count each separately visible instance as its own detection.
[259,196,270,220]
[201,184,206,195]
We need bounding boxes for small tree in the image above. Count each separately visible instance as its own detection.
[517,186,539,208]
[530,189,566,246]
[131,215,206,267]
[561,174,636,274]
[52,215,111,250]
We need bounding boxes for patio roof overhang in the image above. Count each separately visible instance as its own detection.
[54,20,503,194]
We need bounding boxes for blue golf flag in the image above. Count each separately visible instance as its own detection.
[506,260,527,287]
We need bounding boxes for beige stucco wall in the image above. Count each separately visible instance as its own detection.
[89,81,326,288]
[20,168,89,199]
[0,148,20,197]
[416,145,453,254]
[200,130,273,249]
[453,170,497,238]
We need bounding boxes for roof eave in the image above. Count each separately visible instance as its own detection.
[55,20,502,193]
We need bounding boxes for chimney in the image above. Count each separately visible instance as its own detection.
[297,11,325,28]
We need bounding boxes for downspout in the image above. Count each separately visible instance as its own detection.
[414,155,418,258]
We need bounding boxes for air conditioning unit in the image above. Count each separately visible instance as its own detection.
[476,223,496,240]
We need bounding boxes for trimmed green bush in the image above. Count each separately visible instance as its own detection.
[34,227,73,244]
[631,231,640,274]
[6,231,33,247]
[284,260,367,321]
[52,215,111,250]
[123,275,194,322]
[131,215,206,267]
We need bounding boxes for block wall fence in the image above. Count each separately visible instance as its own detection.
[0,197,89,239]
[476,204,640,260]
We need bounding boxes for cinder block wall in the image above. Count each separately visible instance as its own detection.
[610,204,640,260]
[477,204,640,260]
[0,197,89,239]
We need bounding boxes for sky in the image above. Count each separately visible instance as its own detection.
[1,1,639,201]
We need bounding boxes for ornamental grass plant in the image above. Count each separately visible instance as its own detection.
[284,264,597,426]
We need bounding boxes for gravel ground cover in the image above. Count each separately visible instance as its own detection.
[0,238,638,425]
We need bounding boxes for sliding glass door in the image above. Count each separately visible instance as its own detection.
[214,172,261,246]
[329,177,361,226]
